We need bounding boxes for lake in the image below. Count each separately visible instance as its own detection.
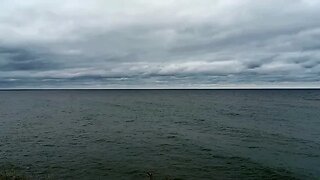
[0,90,319,179]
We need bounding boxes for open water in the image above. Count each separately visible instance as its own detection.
[0,90,319,179]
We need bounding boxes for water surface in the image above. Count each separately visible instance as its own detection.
[0,90,319,179]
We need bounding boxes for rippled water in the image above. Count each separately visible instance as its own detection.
[0,90,319,179]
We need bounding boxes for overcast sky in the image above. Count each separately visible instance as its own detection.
[0,0,320,88]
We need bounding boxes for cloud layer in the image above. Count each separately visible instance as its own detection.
[1,0,320,88]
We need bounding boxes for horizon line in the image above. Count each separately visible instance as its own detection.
[1,87,320,90]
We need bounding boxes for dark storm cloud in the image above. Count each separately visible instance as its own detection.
[0,0,320,88]
[0,47,60,71]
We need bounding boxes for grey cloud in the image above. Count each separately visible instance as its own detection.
[0,46,61,71]
[0,0,320,88]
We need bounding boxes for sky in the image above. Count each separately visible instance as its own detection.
[0,0,320,88]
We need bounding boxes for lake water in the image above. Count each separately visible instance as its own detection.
[0,90,319,179]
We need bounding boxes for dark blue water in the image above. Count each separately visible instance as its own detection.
[0,90,319,179]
